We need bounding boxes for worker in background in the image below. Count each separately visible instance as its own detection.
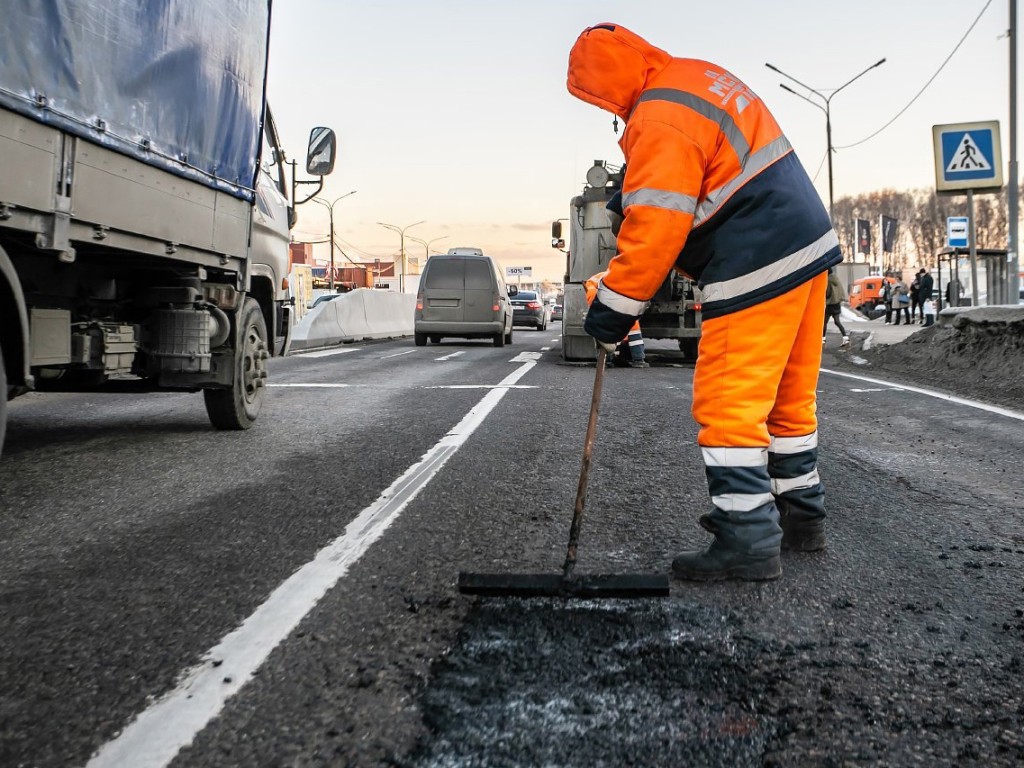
[568,23,841,581]
[585,270,648,368]
[823,268,850,346]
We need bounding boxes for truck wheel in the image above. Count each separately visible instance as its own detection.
[504,327,513,344]
[429,335,441,344]
[204,297,267,430]
[0,337,7,457]
[414,333,427,347]
[492,330,506,347]
[679,338,699,360]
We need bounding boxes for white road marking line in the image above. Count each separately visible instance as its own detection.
[509,351,542,363]
[821,368,1024,421]
[380,350,416,359]
[423,384,537,389]
[86,359,539,768]
[849,388,892,393]
[540,346,552,351]
[292,348,358,358]
[435,351,465,361]
[268,383,352,388]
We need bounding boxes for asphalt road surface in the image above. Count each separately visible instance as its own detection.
[2,331,1022,767]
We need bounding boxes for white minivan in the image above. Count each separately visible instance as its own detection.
[414,248,517,346]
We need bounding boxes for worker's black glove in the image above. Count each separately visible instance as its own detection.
[584,297,635,350]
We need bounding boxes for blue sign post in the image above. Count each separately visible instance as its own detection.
[932,121,1004,307]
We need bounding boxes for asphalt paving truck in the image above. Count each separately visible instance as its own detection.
[553,161,702,362]
[0,0,336,456]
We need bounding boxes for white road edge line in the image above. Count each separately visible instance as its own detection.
[86,360,539,768]
[820,368,1024,421]
[292,348,358,358]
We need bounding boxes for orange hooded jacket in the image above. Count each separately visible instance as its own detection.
[567,24,840,334]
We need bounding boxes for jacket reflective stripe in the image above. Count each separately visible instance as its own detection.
[623,188,698,215]
[694,136,793,227]
[595,280,650,316]
[770,432,818,454]
[771,469,821,495]
[701,446,767,468]
[711,492,775,512]
[634,87,751,164]
[700,230,839,305]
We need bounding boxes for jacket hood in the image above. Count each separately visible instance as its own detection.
[567,24,672,120]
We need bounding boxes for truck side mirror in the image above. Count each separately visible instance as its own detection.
[551,221,564,249]
[306,127,337,176]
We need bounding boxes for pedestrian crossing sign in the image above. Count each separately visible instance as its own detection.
[932,120,1003,193]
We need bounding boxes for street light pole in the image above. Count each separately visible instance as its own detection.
[407,235,449,271]
[766,58,886,221]
[377,220,425,293]
[311,190,357,291]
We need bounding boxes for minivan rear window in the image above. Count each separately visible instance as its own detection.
[465,260,492,290]
[425,258,463,289]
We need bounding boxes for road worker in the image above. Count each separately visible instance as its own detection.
[568,24,841,581]
[585,271,648,368]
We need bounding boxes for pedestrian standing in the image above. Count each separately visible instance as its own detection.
[823,268,849,346]
[569,23,839,582]
[917,269,934,325]
[909,271,922,322]
[892,277,911,325]
[882,278,895,324]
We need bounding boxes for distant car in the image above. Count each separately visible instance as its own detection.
[551,302,563,322]
[511,289,549,330]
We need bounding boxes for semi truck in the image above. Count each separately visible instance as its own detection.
[0,0,335,456]
[553,161,701,362]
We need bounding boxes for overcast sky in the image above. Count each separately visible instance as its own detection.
[266,0,1012,280]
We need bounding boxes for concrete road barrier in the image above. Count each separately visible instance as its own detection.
[290,289,414,351]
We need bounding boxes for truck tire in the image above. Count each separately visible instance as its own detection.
[504,326,513,344]
[0,336,7,458]
[679,338,699,361]
[414,333,427,346]
[492,330,505,347]
[204,297,267,430]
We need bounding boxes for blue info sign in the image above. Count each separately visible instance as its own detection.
[932,121,1003,193]
[947,217,969,248]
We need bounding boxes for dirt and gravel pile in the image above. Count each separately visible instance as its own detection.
[842,314,1024,410]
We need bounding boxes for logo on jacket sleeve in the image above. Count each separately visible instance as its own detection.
[705,69,757,113]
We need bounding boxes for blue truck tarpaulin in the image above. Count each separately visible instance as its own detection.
[0,0,271,202]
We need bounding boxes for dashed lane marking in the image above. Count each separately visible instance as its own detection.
[821,368,1024,421]
[509,351,542,363]
[86,358,540,768]
[380,350,416,359]
[435,351,465,361]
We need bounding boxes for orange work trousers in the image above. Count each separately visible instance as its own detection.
[693,272,827,447]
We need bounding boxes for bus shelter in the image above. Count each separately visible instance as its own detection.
[934,247,1010,308]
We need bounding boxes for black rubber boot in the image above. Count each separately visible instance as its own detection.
[671,540,781,582]
[775,499,827,552]
[780,519,827,552]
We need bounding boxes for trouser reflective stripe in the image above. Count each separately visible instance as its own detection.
[693,272,828,550]
[625,328,645,361]
[769,433,825,524]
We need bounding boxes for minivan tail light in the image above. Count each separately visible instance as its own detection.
[416,294,423,310]
[492,303,500,311]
